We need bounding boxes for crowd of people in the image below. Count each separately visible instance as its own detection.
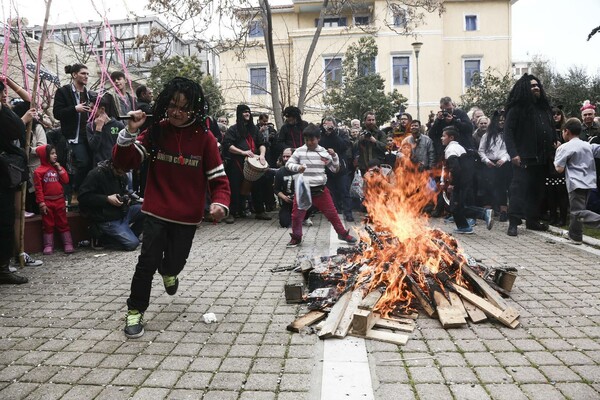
[3,69,600,337]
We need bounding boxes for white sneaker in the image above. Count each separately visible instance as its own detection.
[20,253,43,267]
[303,218,313,227]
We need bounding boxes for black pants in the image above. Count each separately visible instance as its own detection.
[508,164,545,222]
[0,188,15,272]
[127,215,196,313]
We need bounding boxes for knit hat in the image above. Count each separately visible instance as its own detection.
[581,100,596,112]
[283,106,301,119]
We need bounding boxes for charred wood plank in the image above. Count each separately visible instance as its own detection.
[448,292,468,318]
[350,327,409,345]
[432,290,467,328]
[462,264,513,313]
[462,298,488,323]
[352,309,376,336]
[318,291,353,339]
[333,290,363,338]
[373,316,415,332]
[401,267,436,317]
[358,290,383,311]
[450,283,519,328]
[287,310,327,333]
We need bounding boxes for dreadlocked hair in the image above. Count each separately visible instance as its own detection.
[505,73,551,114]
[483,109,505,152]
[151,77,207,141]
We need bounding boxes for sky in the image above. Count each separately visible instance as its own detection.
[5,0,600,76]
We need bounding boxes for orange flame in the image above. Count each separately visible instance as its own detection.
[347,160,468,317]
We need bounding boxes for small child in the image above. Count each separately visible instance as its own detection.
[285,124,357,247]
[441,126,494,234]
[553,118,600,244]
[33,144,74,254]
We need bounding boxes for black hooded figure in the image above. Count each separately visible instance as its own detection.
[275,106,308,158]
[504,73,555,236]
[222,104,269,222]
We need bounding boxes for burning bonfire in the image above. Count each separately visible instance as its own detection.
[286,165,520,343]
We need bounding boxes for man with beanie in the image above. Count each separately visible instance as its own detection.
[223,104,270,222]
[276,106,308,157]
[580,101,600,142]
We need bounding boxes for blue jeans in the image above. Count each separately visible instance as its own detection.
[98,204,144,251]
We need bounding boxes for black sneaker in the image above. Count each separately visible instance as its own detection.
[162,275,179,295]
[525,220,549,231]
[124,310,144,338]
[344,213,355,222]
[499,211,508,222]
[0,272,29,285]
[507,224,518,237]
[337,230,358,244]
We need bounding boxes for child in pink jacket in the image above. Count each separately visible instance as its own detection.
[33,144,73,254]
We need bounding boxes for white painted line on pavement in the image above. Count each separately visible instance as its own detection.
[318,224,374,400]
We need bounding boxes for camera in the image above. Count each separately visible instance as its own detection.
[362,131,372,138]
[442,110,453,118]
[116,194,131,206]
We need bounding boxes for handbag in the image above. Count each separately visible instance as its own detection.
[294,174,312,210]
[349,169,364,199]
[0,149,28,189]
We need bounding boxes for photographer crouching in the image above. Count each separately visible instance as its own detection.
[78,158,145,250]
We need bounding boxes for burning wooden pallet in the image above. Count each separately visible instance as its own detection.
[285,166,520,344]
[285,226,520,344]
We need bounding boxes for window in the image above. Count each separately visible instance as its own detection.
[465,15,477,31]
[392,56,410,85]
[316,17,347,27]
[138,23,150,36]
[393,10,407,28]
[464,59,481,87]
[250,67,267,95]
[358,57,376,77]
[324,57,342,87]
[354,16,369,26]
[249,20,264,37]
[117,25,134,38]
[68,30,80,44]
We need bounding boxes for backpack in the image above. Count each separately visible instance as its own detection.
[0,148,28,189]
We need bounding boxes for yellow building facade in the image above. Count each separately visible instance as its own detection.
[219,0,513,124]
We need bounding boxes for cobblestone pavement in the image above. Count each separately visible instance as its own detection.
[0,214,599,400]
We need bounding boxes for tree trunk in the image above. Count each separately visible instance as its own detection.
[19,0,53,266]
[259,0,283,129]
[297,0,329,113]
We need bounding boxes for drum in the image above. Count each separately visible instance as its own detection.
[243,156,268,182]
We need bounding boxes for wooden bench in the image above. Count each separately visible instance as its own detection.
[23,212,90,254]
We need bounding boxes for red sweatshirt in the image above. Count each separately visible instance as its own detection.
[33,145,69,204]
[112,119,230,225]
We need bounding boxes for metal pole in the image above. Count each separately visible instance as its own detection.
[415,52,420,121]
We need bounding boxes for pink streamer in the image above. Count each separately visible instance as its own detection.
[2,21,10,84]
[104,18,135,108]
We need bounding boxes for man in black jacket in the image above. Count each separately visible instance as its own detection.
[504,74,555,236]
[428,96,474,164]
[78,159,144,250]
[0,101,29,284]
[52,63,94,205]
